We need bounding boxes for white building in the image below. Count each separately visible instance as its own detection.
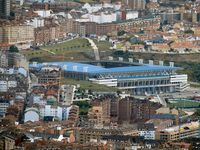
[62,106,72,120]
[40,105,63,121]
[26,18,44,28]
[75,3,138,24]
[0,81,17,92]
[24,107,40,122]
[82,3,121,14]
[30,94,46,106]
[91,12,117,24]
[78,12,117,24]
[126,10,138,20]
[138,124,155,140]
[34,10,52,18]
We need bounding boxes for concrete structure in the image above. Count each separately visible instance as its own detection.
[0,0,10,19]
[60,85,76,106]
[157,121,199,141]
[30,61,189,95]
[36,65,61,85]
[88,106,104,128]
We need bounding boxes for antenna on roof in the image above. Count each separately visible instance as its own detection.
[169,62,174,67]
[159,61,164,66]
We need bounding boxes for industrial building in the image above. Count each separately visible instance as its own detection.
[30,61,189,95]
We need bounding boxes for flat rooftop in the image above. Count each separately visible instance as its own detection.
[162,121,199,133]
[30,61,179,74]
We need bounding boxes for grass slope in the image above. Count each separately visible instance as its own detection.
[61,78,119,92]
[22,38,93,61]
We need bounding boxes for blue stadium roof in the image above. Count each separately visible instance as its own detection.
[29,61,179,74]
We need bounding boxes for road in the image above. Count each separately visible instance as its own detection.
[156,94,167,106]
[86,38,100,61]
[160,87,200,100]
[40,48,55,55]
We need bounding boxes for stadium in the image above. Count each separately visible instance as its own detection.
[30,60,189,95]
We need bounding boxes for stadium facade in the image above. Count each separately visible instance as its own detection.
[30,61,189,95]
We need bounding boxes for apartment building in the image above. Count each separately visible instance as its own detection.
[118,97,162,123]
[73,16,160,36]
[77,128,138,144]
[0,0,10,19]
[138,123,156,140]
[7,52,29,69]
[0,24,34,49]
[0,67,28,94]
[0,99,10,118]
[88,96,161,126]
[126,0,146,10]
[36,65,61,85]
[157,122,199,141]
[0,51,8,67]
[88,106,105,128]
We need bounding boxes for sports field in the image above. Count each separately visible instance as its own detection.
[168,99,200,108]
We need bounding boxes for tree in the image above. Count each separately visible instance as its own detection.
[193,109,200,116]
[1,115,16,127]
[9,45,19,53]
[6,105,19,117]
[117,30,126,36]
[184,29,194,34]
